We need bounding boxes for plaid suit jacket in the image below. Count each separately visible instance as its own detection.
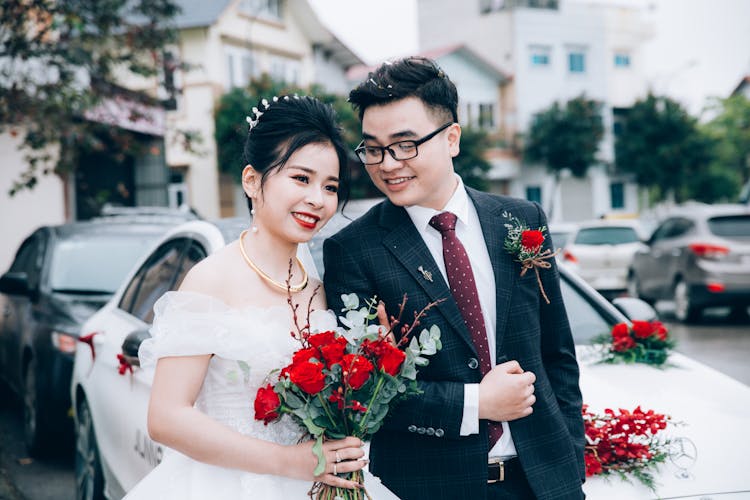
[323,189,585,500]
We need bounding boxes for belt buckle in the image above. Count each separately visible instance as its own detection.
[488,457,504,484]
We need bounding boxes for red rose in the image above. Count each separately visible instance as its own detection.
[631,320,654,339]
[308,331,337,348]
[653,321,668,341]
[292,347,320,365]
[377,342,406,375]
[254,384,281,424]
[613,335,636,352]
[341,354,374,390]
[289,361,326,394]
[610,323,630,340]
[521,230,545,251]
[319,337,348,368]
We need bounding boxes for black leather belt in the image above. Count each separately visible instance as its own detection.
[487,457,521,483]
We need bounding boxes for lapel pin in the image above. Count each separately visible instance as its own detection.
[417,266,433,282]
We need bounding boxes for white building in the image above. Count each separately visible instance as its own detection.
[417,0,652,221]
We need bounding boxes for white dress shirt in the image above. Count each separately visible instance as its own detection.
[404,175,517,458]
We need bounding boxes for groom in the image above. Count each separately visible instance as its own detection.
[323,57,584,500]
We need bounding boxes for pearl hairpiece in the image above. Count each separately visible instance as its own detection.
[246,94,302,131]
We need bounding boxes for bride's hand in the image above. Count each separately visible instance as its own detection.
[287,436,367,489]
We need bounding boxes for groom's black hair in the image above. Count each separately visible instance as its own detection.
[242,95,349,214]
[348,56,459,125]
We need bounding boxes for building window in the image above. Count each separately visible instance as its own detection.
[240,0,282,20]
[610,182,625,209]
[568,50,586,74]
[526,186,542,204]
[225,48,258,89]
[614,52,630,68]
[480,0,505,14]
[479,103,495,129]
[530,45,551,67]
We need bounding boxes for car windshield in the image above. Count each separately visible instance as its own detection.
[559,278,613,344]
[707,215,750,239]
[574,227,639,245]
[49,237,155,294]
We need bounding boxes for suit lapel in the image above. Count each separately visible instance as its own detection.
[379,202,477,354]
[467,189,517,359]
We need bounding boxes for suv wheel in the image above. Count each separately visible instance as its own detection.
[75,399,105,500]
[674,279,701,323]
[23,359,50,456]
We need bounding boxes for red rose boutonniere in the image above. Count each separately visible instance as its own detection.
[502,211,559,304]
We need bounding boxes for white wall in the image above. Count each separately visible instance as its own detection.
[0,132,65,272]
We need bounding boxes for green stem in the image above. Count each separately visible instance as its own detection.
[317,393,339,431]
[357,376,385,433]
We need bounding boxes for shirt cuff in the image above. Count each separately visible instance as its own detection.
[459,383,479,436]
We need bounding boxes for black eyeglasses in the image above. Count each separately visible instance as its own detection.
[355,122,454,165]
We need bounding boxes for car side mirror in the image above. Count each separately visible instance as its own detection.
[611,297,658,322]
[0,271,32,297]
[121,329,151,368]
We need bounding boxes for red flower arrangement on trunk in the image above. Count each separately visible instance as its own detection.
[583,404,673,491]
[595,320,675,366]
[253,288,442,500]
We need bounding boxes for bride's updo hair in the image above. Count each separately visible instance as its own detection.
[242,95,349,213]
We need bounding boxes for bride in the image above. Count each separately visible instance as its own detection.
[126,95,398,499]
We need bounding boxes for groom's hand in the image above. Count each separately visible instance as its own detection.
[478,361,536,422]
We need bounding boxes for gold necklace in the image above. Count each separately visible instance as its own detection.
[238,229,308,293]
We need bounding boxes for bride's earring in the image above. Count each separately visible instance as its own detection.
[250,206,258,233]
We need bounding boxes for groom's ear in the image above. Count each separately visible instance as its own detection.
[447,123,461,158]
[241,164,261,198]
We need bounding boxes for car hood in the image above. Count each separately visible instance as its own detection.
[577,346,750,499]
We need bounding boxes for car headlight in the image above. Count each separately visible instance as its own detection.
[51,331,77,353]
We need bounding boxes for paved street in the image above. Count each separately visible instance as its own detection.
[0,304,747,499]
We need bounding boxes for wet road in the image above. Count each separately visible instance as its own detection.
[0,304,747,499]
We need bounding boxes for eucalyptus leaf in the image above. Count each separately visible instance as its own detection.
[312,436,326,476]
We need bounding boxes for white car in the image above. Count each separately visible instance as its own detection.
[562,220,648,299]
[71,219,750,500]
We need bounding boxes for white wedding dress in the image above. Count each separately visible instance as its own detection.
[125,290,399,499]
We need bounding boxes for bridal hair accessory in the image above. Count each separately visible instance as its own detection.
[246,94,301,130]
[502,210,559,304]
[238,229,307,292]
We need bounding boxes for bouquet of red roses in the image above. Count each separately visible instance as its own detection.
[583,404,672,491]
[254,292,442,499]
[594,320,675,366]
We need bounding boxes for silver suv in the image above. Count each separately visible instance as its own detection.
[627,204,750,322]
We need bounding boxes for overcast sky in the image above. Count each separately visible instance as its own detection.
[308,0,750,116]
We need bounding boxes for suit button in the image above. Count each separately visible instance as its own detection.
[426,427,435,436]
[435,428,444,437]
[417,427,426,434]
[408,425,417,433]
[468,358,479,369]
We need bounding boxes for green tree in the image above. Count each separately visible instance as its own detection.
[454,126,492,191]
[701,94,750,200]
[524,95,604,178]
[615,94,714,203]
[0,0,183,195]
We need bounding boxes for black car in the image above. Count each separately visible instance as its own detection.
[0,214,194,455]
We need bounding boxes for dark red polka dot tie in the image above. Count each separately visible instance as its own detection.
[429,211,503,446]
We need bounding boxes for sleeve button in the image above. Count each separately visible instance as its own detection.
[468,358,479,369]
[435,428,445,437]
[426,427,435,436]
[417,427,426,434]
[408,425,417,433]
